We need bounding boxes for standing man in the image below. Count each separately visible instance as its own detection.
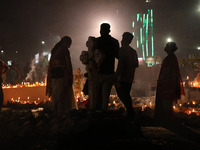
[96,23,119,110]
[116,32,138,118]
[0,59,10,107]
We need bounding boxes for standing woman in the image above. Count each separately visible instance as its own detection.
[155,42,184,120]
[46,36,77,114]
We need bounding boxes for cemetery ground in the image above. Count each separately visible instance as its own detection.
[0,104,200,150]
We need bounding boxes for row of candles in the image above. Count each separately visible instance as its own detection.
[9,97,51,105]
[183,76,200,88]
[3,80,200,116]
[3,82,49,105]
[7,95,200,116]
[173,100,200,116]
[2,82,46,89]
[109,95,200,116]
[183,81,200,88]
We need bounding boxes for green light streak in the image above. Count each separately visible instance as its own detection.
[143,14,146,28]
[152,36,154,56]
[151,9,153,27]
[151,9,154,56]
[142,44,145,60]
[137,39,139,48]
[132,21,135,28]
[137,14,140,22]
[140,28,143,44]
[146,14,149,57]
[132,9,154,59]
[140,27,145,60]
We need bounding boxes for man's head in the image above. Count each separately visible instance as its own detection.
[61,36,72,48]
[164,42,178,54]
[121,32,134,46]
[100,23,111,37]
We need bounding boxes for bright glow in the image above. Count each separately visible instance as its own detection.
[7,60,12,66]
[48,54,51,61]
[99,20,110,28]
[1,50,3,53]
[41,41,45,44]
[43,51,49,56]
[138,57,144,65]
[167,38,172,42]
[35,53,39,64]
[93,18,119,38]
[197,46,200,50]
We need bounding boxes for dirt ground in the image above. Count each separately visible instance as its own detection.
[0,109,200,150]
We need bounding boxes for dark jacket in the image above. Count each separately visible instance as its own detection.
[96,35,119,74]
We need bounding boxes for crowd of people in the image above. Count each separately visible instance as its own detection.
[45,23,185,121]
[0,23,185,121]
[0,61,47,85]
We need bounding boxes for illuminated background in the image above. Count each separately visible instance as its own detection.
[0,0,200,71]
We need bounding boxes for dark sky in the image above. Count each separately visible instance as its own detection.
[0,0,200,70]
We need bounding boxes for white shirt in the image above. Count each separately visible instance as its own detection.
[117,45,138,82]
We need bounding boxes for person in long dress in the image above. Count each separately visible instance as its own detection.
[155,42,184,120]
[46,36,78,114]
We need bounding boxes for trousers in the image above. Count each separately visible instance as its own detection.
[115,81,134,116]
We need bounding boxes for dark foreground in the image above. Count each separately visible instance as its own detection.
[0,107,200,150]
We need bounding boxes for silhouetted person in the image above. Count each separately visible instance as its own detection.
[0,59,10,106]
[96,23,119,110]
[115,32,138,118]
[6,62,21,84]
[46,36,78,114]
[155,42,184,121]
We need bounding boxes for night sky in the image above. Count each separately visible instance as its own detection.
[0,0,200,70]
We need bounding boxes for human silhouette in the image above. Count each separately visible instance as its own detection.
[0,59,10,106]
[6,62,20,85]
[96,23,119,110]
[115,32,138,118]
[46,36,78,114]
[155,42,185,120]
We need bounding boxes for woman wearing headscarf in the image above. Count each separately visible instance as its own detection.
[46,36,77,114]
[155,42,184,120]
